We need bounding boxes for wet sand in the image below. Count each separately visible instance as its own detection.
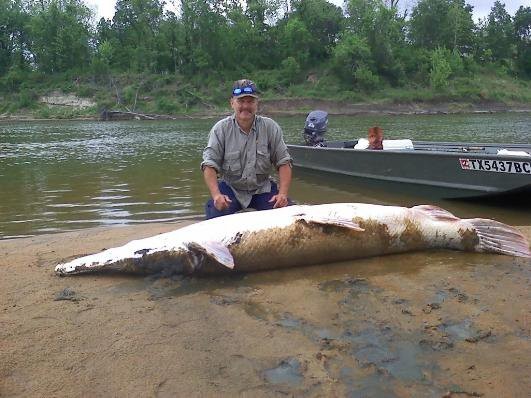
[1,222,530,397]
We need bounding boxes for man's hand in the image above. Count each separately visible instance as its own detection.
[213,193,232,211]
[269,163,292,209]
[203,166,232,211]
[269,193,289,209]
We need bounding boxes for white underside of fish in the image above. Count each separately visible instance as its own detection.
[55,203,530,276]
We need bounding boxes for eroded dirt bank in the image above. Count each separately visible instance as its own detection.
[2,98,530,121]
[1,223,530,397]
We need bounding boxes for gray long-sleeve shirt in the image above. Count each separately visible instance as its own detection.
[201,114,292,208]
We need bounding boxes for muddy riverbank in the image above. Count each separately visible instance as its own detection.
[1,222,530,397]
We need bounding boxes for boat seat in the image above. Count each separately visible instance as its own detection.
[497,149,531,157]
[354,138,369,149]
[353,138,414,150]
[383,139,414,150]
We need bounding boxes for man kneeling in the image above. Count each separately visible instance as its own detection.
[201,79,294,219]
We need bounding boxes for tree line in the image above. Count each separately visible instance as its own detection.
[0,0,530,96]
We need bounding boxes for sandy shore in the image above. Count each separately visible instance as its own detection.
[1,222,530,397]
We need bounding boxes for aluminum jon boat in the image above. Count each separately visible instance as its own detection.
[287,140,531,200]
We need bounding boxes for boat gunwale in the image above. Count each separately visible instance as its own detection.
[287,141,531,160]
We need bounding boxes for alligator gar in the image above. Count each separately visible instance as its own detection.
[55,203,530,276]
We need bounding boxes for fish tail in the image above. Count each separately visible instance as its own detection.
[467,218,531,258]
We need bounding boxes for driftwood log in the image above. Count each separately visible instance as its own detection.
[100,110,179,121]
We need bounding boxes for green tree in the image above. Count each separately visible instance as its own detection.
[345,0,379,36]
[155,11,185,74]
[91,39,114,78]
[409,0,475,53]
[345,0,407,84]
[484,1,514,62]
[290,0,343,61]
[91,17,115,75]
[331,32,373,85]
[180,0,231,74]
[226,2,276,71]
[368,3,406,84]
[94,16,114,50]
[27,0,93,73]
[430,47,452,89]
[279,17,313,67]
[0,0,30,76]
[513,6,531,76]
[447,0,475,52]
[280,56,301,83]
[246,0,281,29]
[111,0,164,72]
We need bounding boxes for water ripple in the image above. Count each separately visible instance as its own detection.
[1,116,530,239]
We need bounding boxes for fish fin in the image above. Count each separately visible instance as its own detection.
[294,213,364,232]
[186,241,235,269]
[411,205,461,222]
[468,218,531,258]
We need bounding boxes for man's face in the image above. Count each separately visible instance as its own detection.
[230,96,258,124]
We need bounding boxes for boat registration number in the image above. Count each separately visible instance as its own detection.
[459,158,531,174]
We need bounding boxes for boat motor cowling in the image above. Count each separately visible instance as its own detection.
[303,110,328,146]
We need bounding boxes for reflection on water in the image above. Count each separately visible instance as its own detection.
[1,113,530,239]
[0,120,210,238]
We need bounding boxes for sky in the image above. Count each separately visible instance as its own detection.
[85,0,528,22]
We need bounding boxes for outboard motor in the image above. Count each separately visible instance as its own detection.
[303,110,328,146]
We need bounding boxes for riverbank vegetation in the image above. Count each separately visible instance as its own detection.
[0,0,530,118]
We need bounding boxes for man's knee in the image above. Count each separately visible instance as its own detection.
[205,200,219,219]
[249,182,295,211]
[205,182,240,219]
[205,199,239,219]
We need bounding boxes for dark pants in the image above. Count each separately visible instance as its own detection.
[205,181,293,219]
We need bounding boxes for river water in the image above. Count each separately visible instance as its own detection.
[1,113,530,239]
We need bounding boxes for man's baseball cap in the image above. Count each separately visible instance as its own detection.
[231,79,259,98]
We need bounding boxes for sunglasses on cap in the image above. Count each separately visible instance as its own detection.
[232,86,257,96]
